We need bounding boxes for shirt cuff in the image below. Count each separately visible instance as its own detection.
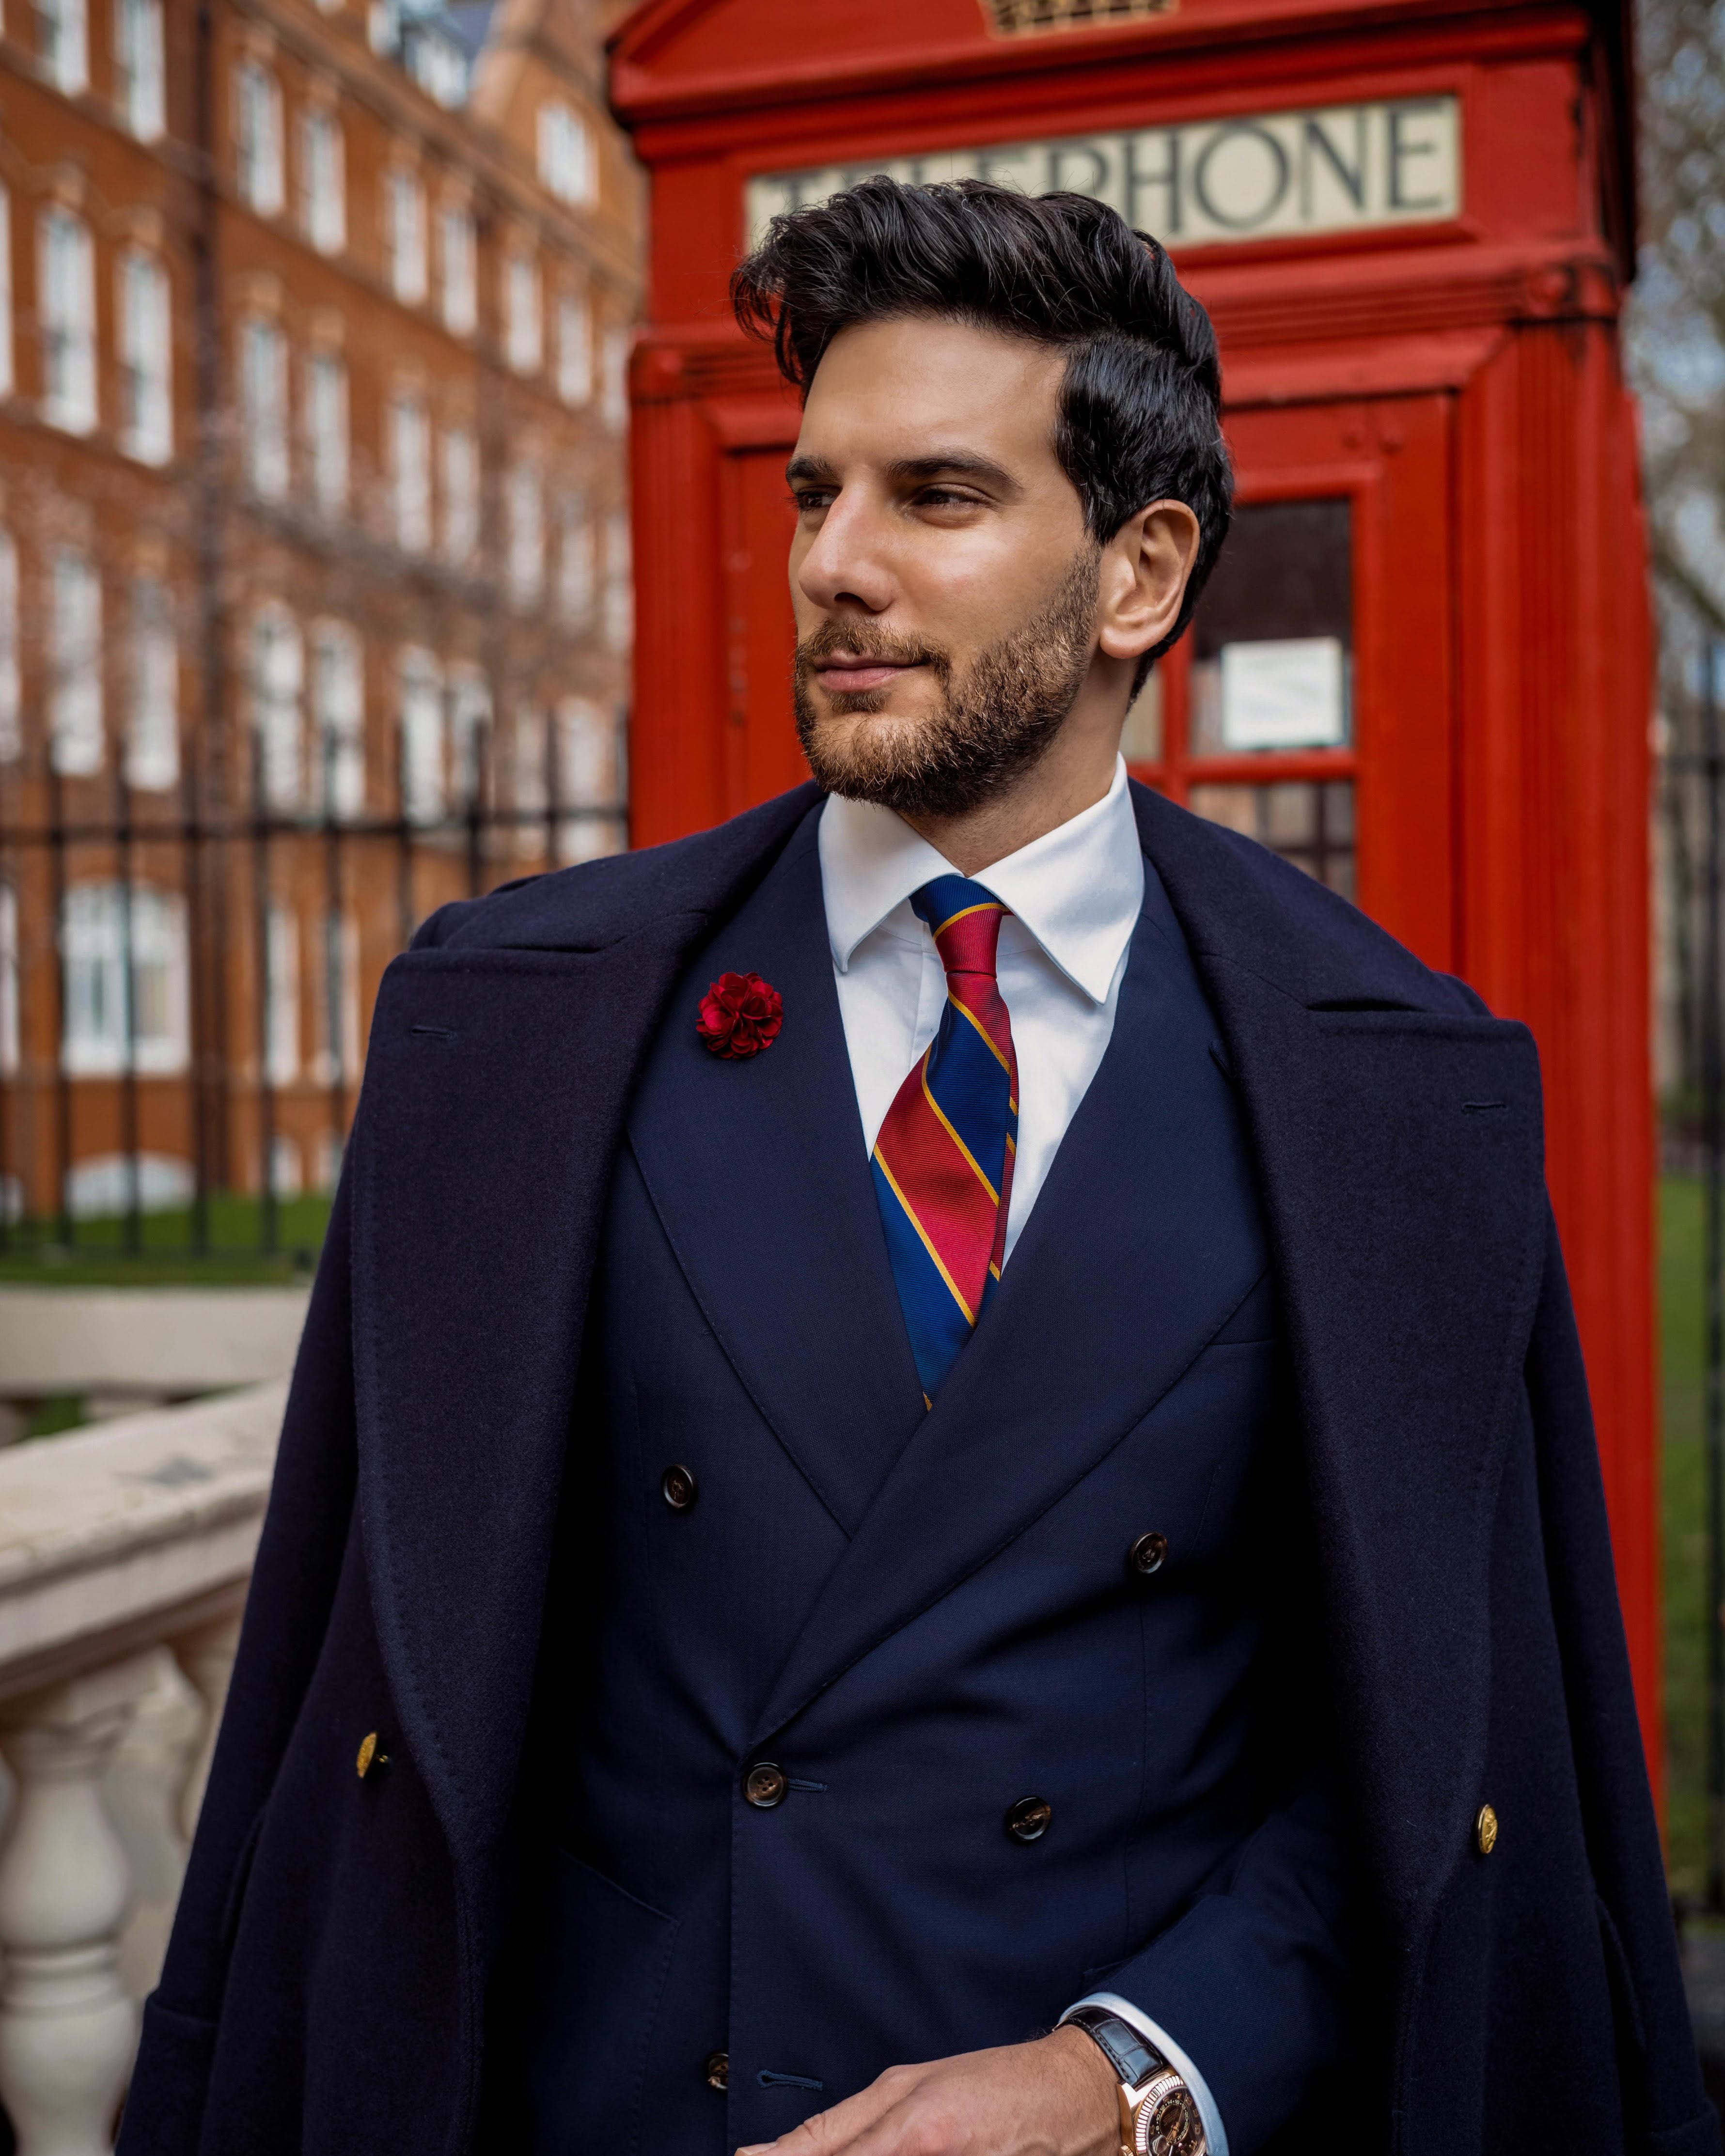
[1059,1990,1230,2156]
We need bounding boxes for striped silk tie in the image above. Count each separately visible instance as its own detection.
[871,875,1019,1403]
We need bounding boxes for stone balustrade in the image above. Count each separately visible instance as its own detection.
[0,1383,285,2155]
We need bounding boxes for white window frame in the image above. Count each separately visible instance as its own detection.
[554,694,625,863]
[117,248,172,465]
[439,425,478,569]
[61,884,190,1078]
[390,391,431,554]
[447,663,489,810]
[387,165,427,307]
[438,203,475,337]
[310,618,364,820]
[0,532,20,764]
[125,575,179,791]
[397,645,444,825]
[235,60,284,216]
[40,0,89,96]
[604,509,632,655]
[298,106,346,257]
[251,605,303,810]
[508,460,544,609]
[240,314,289,501]
[536,101,595,207]
[555,491,593,628]
[265,903,299,1084]
[600,322,630,434]
[555,288,592,407]
[114,0,164,139]
[306,347,348,516]
[50,548,104,775]
[504,251,541,376]
[39,206,97,436]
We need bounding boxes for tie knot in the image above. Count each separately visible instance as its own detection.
[911,875,1008,980]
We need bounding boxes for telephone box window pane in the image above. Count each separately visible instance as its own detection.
[1189,778,1354,898]
[1190,499,1351,754]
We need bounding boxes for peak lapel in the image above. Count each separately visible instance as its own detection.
[1136,787,1550,1936]
[751,872,1268,1746]
[349,786,816,1897]
[627,812,927,1533]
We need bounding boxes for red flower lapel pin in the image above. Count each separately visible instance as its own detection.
[698,971,783,1060]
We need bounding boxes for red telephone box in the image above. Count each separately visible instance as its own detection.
[609,0,1659,1780]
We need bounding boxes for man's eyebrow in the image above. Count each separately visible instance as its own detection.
[887,453,1020,496]
[785,453,837,486]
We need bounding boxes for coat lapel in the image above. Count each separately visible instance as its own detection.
[349,785,819,1898]
[625,811,927,1532]
[751,865,1269,1745]
[1134,785,1550,1938]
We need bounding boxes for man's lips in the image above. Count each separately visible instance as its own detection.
[812,656,924,694]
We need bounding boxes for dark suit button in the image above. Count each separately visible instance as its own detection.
[745,1762,787,1809]
[661,1465,698,1512]
[1129,1531,1168,1576]
[704,2050,729,2091]
[1004,1795,1051,1843]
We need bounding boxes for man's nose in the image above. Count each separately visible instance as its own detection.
[795,494,895,616]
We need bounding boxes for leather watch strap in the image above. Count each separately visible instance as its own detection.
[1059,2003,1166,2088]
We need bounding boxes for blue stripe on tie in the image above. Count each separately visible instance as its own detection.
[924,1010,1012,1196]
[911,873,997,939]
[871,1153,973,1402]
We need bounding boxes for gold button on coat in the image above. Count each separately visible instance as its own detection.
[744,1762,787,1809]
[703,2051,729,2091]
[357,1732,389,1780]
[1475,1803,1498,1855]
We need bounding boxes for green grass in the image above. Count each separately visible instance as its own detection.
[1664,1174,1706,1898]
[0,1191,333,1286]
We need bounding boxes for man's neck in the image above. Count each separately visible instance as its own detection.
[895,724,1123,876]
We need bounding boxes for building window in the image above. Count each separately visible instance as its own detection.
[235,60,285,216]
[117,249,172,465]
[600,324,629,434]
[310,619,363,818]
[537,102,595,205]
[438,203,475,337]
[298,107,346,256]
[39,0,88,95]
[240,315,289,501]
[391,391,431,554]
[439,425,478,568]
[39,207,96,435]
[508,461,544,609]
[251,606,303,809]
[504,252,541,375]
[604,510,632,655]
[0,532,20,764]
[314,910,360,1088]
[447,663,489,808]
[49,548,103,775]
[0,186,14,403]
[306,349,348,515]
[397,645,444,824]
[265,904,299,1083]
[555,289,591,407]
[555,492,593,628]
[555,695,625,862]
[113,0,164,138]
[125,577,178,790]
[62,884,190,1076]
[387,165,426,306]
[511,699,545,854]
[0,884,17,1078]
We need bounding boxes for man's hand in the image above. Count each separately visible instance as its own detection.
[736,2025,1119,2156]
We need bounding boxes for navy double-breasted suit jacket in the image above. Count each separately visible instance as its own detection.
[120,781,1715,2156]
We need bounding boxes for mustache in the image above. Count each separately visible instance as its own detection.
[794,619,953,682]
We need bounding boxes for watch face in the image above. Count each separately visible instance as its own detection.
[1133,2082,1205,2156]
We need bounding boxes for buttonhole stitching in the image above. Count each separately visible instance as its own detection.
[410,1024,457,1038]
[1461,1099,1506,1113]
[758,2071,825,2092]
[785,1779,827,1792]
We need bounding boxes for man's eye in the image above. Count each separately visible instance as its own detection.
[917,489,979,509]
[793,490,834,513]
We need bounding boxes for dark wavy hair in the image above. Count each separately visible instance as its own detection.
[731,175,1233,671]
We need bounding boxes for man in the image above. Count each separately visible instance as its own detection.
[122,180,1712,2156]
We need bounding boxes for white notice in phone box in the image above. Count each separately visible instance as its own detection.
[1219,637,1347,750]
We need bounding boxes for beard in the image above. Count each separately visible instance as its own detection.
[791,543,1101,820]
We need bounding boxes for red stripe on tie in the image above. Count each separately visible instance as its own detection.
[874,1052,999,1323]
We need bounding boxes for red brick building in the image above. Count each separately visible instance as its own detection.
[0,0,640,1232]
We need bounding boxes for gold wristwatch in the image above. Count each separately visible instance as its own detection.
[1059,2003,1208,2156]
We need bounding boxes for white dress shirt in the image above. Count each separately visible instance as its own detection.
[816,756,1231,2154]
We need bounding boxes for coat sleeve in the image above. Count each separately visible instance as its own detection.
[1526,1204,1718,2156]
[118,1171,362,2152]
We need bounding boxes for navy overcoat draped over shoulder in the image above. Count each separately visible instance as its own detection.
[119,781,1716,2156]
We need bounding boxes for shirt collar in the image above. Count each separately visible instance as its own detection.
[818,755,1144,1006]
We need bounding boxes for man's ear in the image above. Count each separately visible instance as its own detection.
[1097,502,1202,666]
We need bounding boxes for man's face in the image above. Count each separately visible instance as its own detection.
[786,315,1101,819]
